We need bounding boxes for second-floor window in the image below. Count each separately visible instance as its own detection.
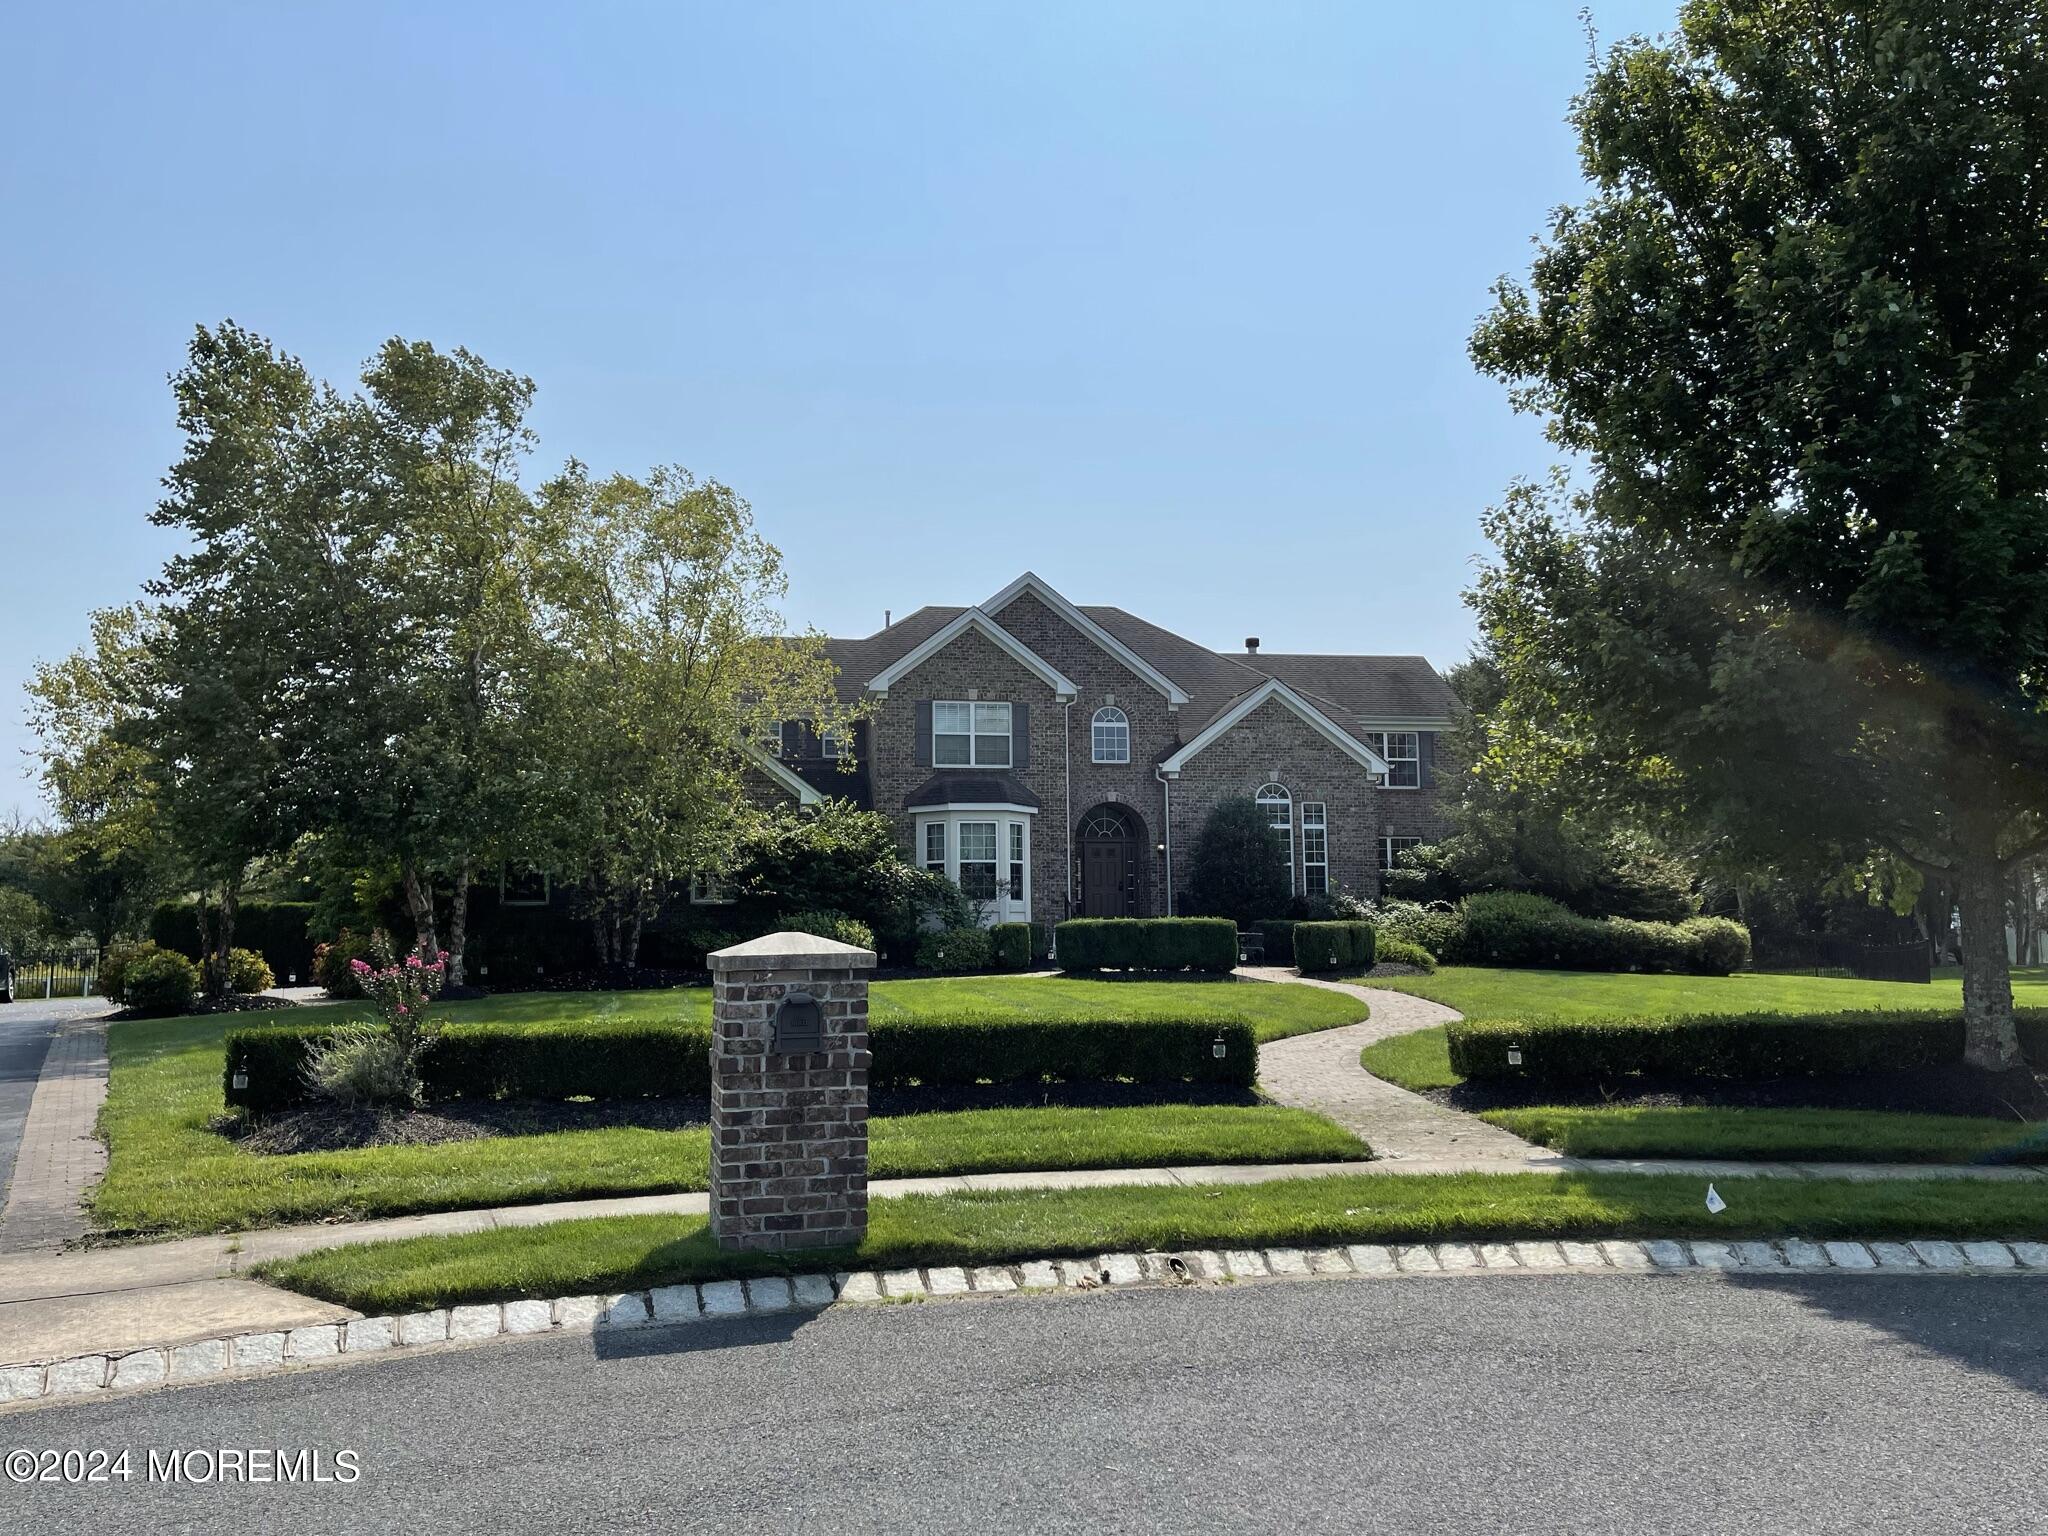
[1364,731,1420,788]
[1091,706,1130,763]
[820,726,849,760]
[934,701,1012,767]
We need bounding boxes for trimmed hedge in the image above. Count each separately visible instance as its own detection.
[224,1014,1257,1113]
[1456,893,1750,976]
[989,923,1041,971]
[1294,922,1376,974]
[1446,1008,2048,1082]
[1254,921,1298,965]
[1374,934,1437,972]
[151,901,316,984]
[1054,918,1237,974]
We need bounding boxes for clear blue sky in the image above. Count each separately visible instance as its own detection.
[0,0,1678,821]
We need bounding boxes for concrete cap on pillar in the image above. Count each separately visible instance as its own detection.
[707,931,879,971]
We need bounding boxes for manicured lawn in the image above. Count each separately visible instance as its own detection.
[1352,977,2043,1165]
[1355,965,2033,1023]
[93,988,1367,1235]
[256,1169,2048,1311]
[1484,1106,2047,1164]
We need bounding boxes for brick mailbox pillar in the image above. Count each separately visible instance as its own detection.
[707,931,876,1252]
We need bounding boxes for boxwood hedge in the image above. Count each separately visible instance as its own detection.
[1446,1008,2048,1081]
[1293,922,1376,974]
[1054,918,1237,973]
[224,1013,1256,1113]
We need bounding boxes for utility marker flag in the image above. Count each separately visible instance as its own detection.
[1705,1183,1727,1214]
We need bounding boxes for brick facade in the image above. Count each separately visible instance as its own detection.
[708,934,874,1252]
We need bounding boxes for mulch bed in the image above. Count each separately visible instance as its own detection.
[111,994,300,1022]
[1428,1061,2048,1122]
[229,1079,1263,1155]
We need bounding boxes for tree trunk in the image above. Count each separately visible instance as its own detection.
[207,881,240,996]
[401,862,440,959]
[1958,850,2023,1071]
[624,911,644,969]
[446,857,472,987]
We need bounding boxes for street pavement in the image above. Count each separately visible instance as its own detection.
[1,1271,2042,1533]
[0,999,101,1218]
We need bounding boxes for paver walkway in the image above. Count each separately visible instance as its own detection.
[0,1008,109,1256]
[1246,967,1546,1163]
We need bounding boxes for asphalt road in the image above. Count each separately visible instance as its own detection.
[3,1270,2045,1533]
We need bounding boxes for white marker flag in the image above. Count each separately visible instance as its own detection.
[1705,1183,1727,1214]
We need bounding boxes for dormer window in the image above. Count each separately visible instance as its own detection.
[934,701,1012,767]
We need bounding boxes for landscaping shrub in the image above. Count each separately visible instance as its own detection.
[989,923,1033,971]
[1455,891,1749,976]
[98,939,168,1003]
[303,1026,421,1108]
[313,929,380,998]
[1055,918,1237,974]
[121,947,200,1016]
[1368,900,1469,962]
[151,900,315,984]
[1185,798,1293,924]
[225,1014,1258,1112]
[916,926,993,972]
[1254,921,1297,965]
[227,947,275,995]
[1293,922,1376,973]
[1373,934,1437,972]
[1442,1008,2048,1081]
[782,910,877,952]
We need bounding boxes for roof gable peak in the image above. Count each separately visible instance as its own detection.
[982,572,1191,706]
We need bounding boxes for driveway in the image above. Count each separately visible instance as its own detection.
[3,1272,2042,1532]
[0,998,105,1218]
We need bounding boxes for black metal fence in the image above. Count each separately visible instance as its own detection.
[2,952,99,1000]
[1761,938,1932,984]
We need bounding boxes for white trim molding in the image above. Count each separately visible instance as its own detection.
[866,607,1078,701]
[982,572,1191,706]
[1157,679,1391,778]
[746,744,825,806]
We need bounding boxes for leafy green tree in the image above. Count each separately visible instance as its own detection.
[1469,1,2048,1068]
[1186,797,1293,925]
[529,463,857,965]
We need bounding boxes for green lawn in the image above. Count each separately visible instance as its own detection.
[93,978,1368,1236]
[1352,970,2043,1164]
[257,1169,2048,1312]
[1356,965,2032,1022]
[1484,1106,2046,1163]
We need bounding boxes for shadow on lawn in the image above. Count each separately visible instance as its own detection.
[1722,1271,2048,1400]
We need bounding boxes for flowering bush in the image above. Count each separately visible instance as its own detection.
[304,931,449,1107]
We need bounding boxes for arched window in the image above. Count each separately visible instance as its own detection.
[1091,706,1130,764]
[1256,782,1294,894]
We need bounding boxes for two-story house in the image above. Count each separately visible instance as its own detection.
[754,572,1458,929]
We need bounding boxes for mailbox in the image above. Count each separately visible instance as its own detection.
[771,990,825,1054]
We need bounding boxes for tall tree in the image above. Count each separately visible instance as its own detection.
[530,463,853,966]
[1469,1,2048,1069]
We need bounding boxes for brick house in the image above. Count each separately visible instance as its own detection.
[751,572,1458,929]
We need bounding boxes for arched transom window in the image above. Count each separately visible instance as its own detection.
[1091,706,1130,764]
[1256,782,1294,894]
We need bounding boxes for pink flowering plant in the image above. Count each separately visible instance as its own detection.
[348,931,449,1064]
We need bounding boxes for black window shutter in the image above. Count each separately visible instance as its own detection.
[1418,731,1434,790]
[1013,702,1030,770]
[915,701,933,767]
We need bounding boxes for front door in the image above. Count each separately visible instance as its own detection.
[1081,838,1128,917]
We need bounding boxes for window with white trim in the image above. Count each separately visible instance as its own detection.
[689,873,736,905]
[762,720,787,757]
[958,821,999,900]
[1379,836,1423,872]
[1256,783,1294,894]
[819,725,848,760]
[1301,803,1328,895]
[934,701,1012,767]
[1363,731,1420,788]
[1091,706,1130,764]
[923,822,947,875]
[1008,822,1026,900]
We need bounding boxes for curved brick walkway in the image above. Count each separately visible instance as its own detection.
[1247,968,1549,1165]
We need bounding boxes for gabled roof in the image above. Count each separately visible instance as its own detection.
[1243,654,1459,726]
[865,608,1079,699]
[1158,678,1391,778]
[745,744,824,806]
[984,572,1190,705]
